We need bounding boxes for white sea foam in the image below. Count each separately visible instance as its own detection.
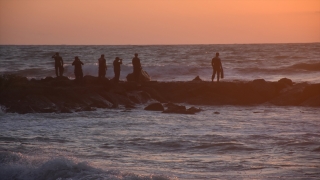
[0,152,173,180]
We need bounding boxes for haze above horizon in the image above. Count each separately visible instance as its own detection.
[0,0,319,45]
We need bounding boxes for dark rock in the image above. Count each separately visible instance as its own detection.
[55,76,69,81]
[250,79,276,100]
[214,112,220,114]
[192,76,202,81]
[60,107,73,113]
[278,78,293,86]
[6,104,34,114]
[268,83,307,106]
[87,92,113,108]
[187,107,202,113]
[98,92,119,108]
[301,95,320,107]
[41,76,54,82]
[83,75,100,85]
[301,84,320,100]
[126,70,151,82]
[140,87,168,103]
[81,106,96,112]
[144,103,164,111]
[110,85,127,95]
[163,103,187,114]
[127,91,152,104]
[1,74,320,114]
[163,104,201,114]
[125,104,135,109]
[51,78,72,87]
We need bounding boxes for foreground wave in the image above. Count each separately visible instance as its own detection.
[0,74,319,114]
[0,151,172,180]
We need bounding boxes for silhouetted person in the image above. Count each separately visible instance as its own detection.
[113,57,122,83]
[132,53,142,82]
[72,56,84,80]
[98,54,107,78]
[211,52,223,82]
[52,52,64,77]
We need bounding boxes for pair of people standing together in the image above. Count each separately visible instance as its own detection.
[52,52,84,80]
[98,54,123,82]
[98,53,142,83]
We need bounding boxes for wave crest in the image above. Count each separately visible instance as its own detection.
[0,151,173,180]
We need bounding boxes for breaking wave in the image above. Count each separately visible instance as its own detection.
[289,62,320,71]
[0,151,173,180]
[235,62,320,74]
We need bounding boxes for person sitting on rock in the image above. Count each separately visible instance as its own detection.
[132,53,142,82]
[98,54,107,78]
[211,52,223,82]
[52,52,64,77]
[72,56,84,80]
[113,57,122,83]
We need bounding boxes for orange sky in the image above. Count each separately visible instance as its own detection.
[0,0,319,45]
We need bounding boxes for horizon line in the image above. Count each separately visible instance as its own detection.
[0,42,319,46]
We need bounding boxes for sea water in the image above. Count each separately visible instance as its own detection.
[0,44,320,179]
[1,43,320,82]
[0,106,320,179]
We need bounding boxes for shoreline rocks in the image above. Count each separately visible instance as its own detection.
[1,74,319,114]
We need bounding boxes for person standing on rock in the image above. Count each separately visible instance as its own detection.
[52,52,64,77]
[113,57,122,83]
[98,54,107,78]
[132,53,142,82]
[211,52,223,82]
[72,56,84,80]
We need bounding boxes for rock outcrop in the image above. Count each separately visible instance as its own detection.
[126,70,151,82]
[1,75,319,114]
[144,103,164,111]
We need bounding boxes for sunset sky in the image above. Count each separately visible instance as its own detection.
[0,0,319,45]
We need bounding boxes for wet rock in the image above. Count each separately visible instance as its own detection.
[6,104,34,114]
[55,76,69,81]
[250,79,276,100]
[60,107,73,113]
[41,76,54,83]
[83,75,108,85]
[192,76,202,82]
[301,95,320,107]
[268,83,307,106]
[187,107,202,113]
[163,104,202,114]
[140,87,168,103]
[125,104,135,109]
[278,78,293,86]
[51,78,72,87]
[301,84,320,99]
[163,103,187,114]
[127,91,152,104]
[126,70,151,82]
[87,92,113,108]
[144,103,164,111]
[98,92,119,108]
[80,106,96,112]
[110,85,127,95]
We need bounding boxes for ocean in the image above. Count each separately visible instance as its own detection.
[1,44,320,82]
[0,44,320,179]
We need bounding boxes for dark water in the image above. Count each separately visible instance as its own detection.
[0,106,319,179]
[1,43,320,82]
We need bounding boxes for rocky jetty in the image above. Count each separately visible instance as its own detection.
[0,75,319,114]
